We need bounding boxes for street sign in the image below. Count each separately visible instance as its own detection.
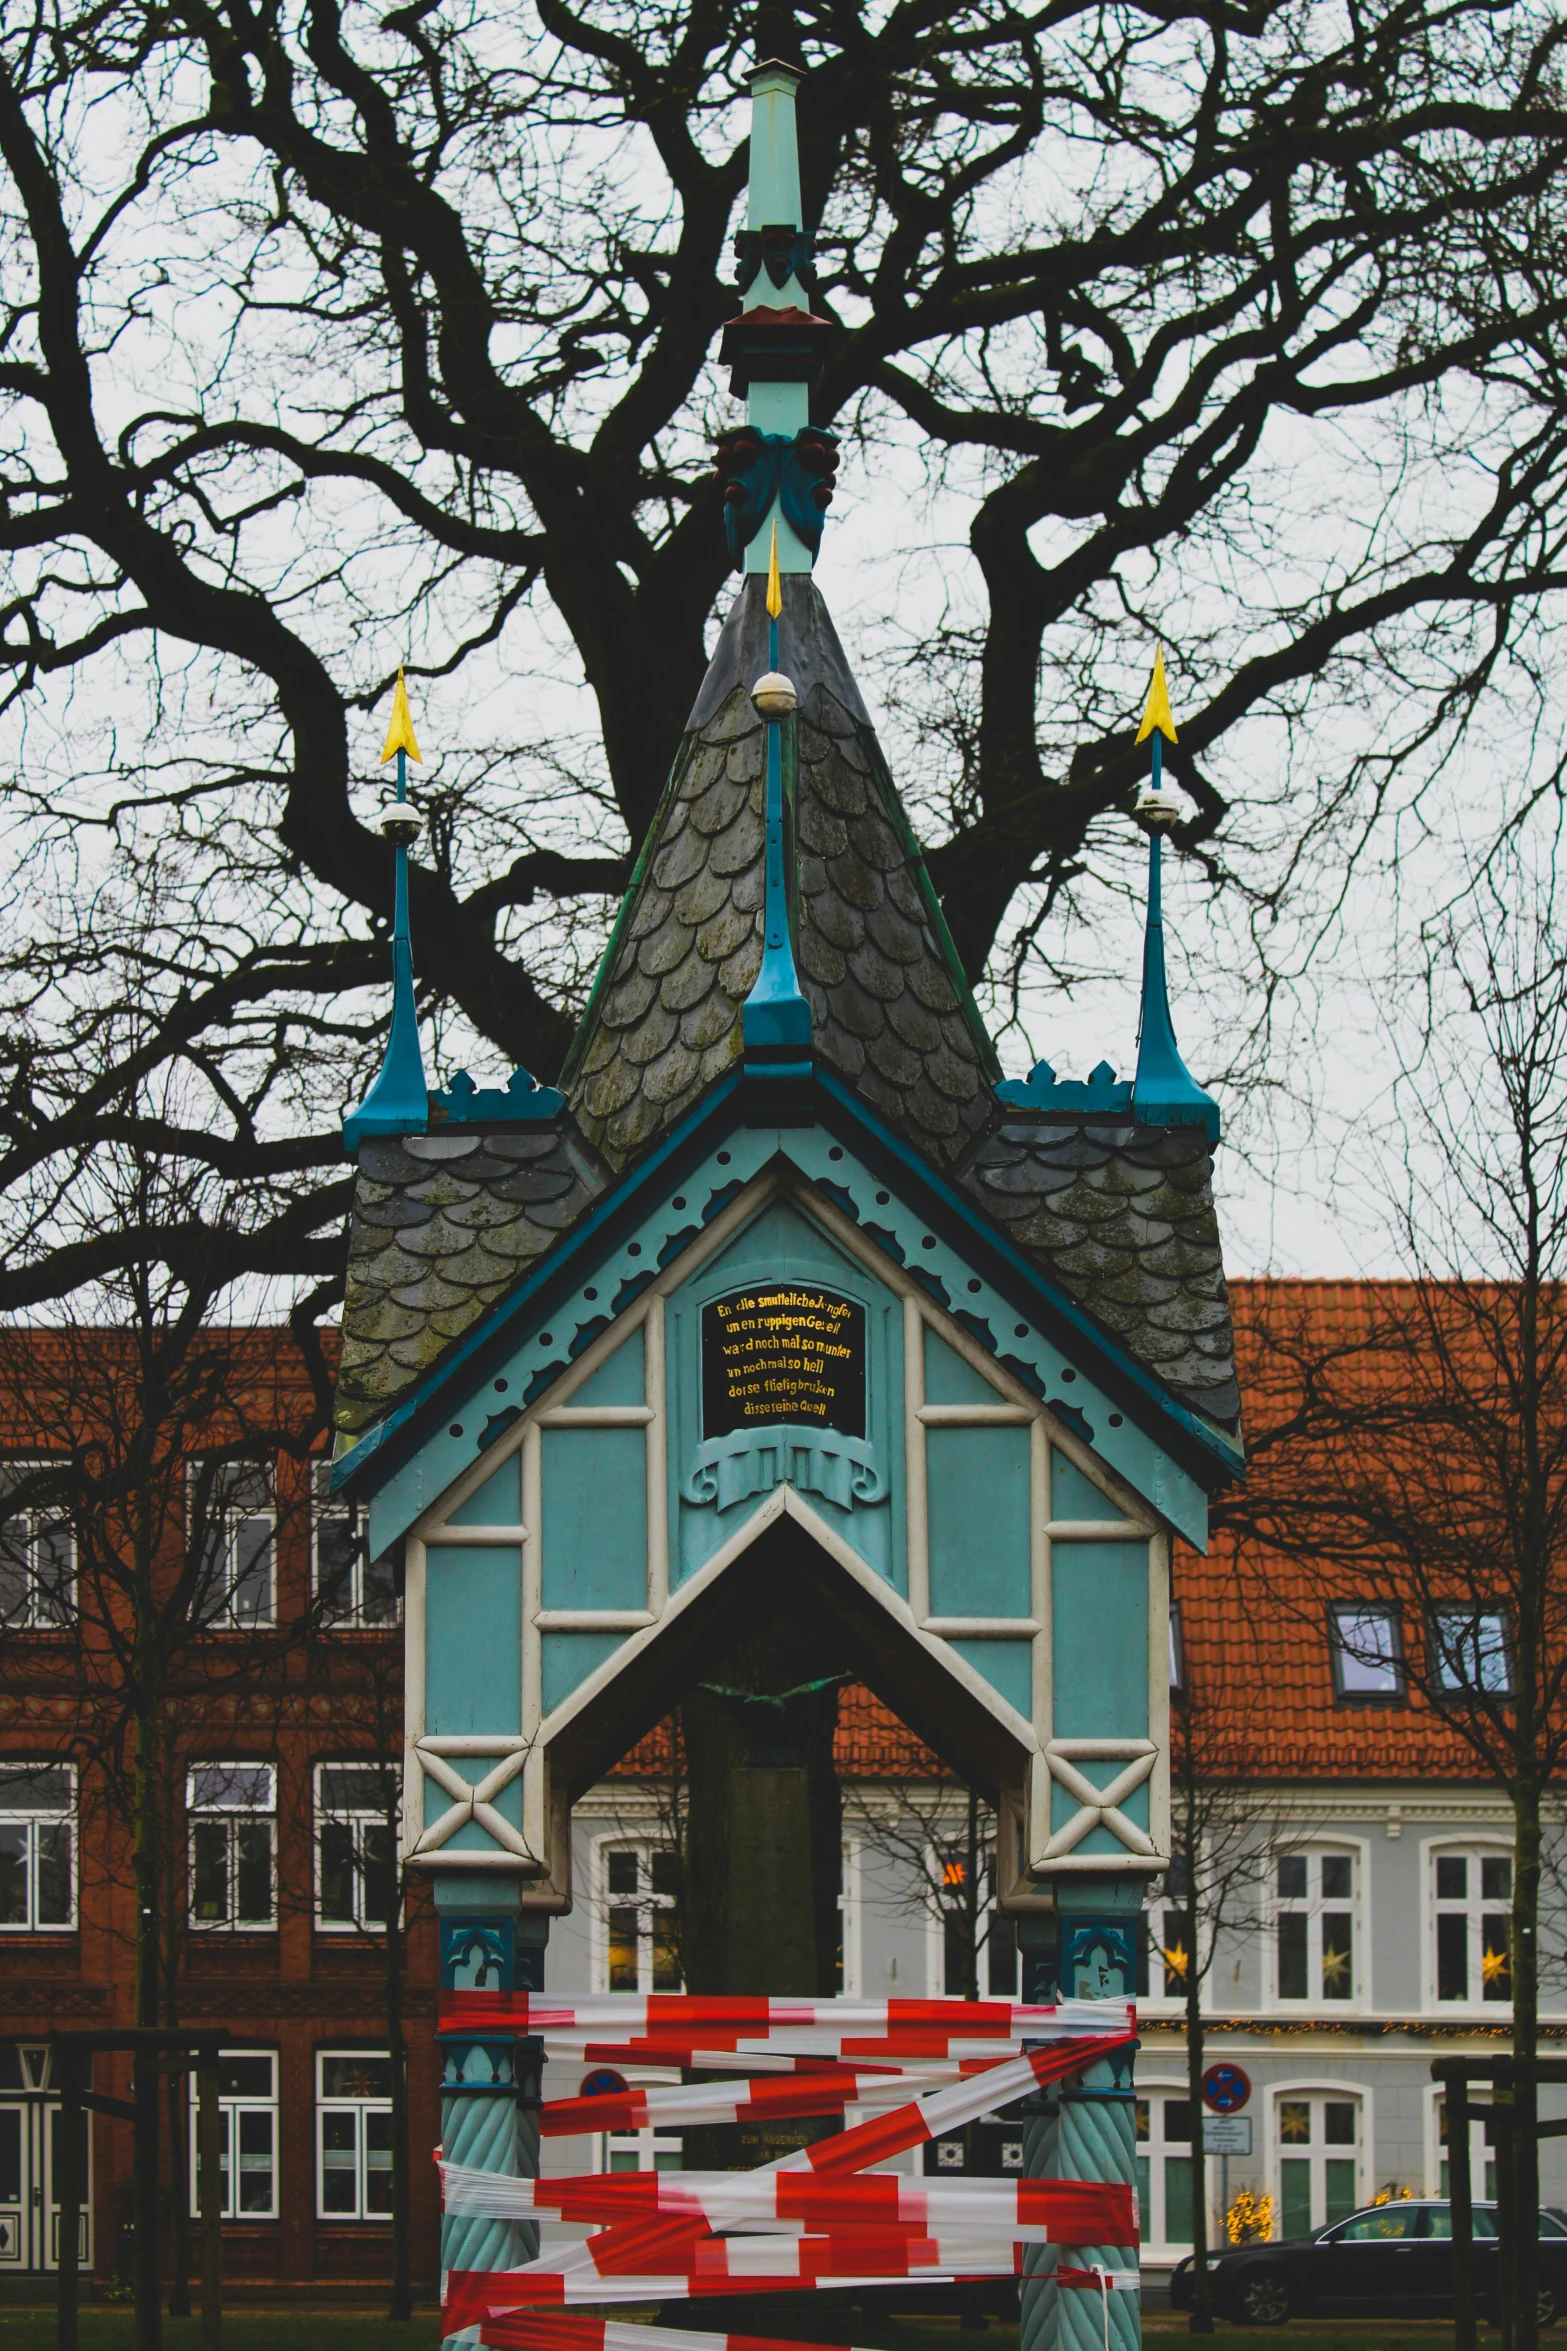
[579,2068,630,2099]
[1202,2061,1251,2114]
[1202,2115,1253,2156]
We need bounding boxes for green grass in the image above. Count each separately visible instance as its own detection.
[0,2311,1465,2351]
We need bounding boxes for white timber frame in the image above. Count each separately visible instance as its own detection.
[398,1163,1170,1897]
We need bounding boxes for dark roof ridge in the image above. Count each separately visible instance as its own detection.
[686,570,870,733]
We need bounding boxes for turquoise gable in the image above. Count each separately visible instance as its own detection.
[370,1118,1178,1907]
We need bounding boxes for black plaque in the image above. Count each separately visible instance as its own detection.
[702,1284,866,1439]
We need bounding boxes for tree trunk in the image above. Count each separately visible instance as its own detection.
[132,1681,163,2351]
[387,1896,412,2321]
[163,1733,190,2318]
[1513,1774,1542,2351]
[1181,1842,1214,2334]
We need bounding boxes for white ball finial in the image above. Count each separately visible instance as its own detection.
[751,671,798,719]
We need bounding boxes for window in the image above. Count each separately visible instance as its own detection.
[1329,1607,1404,1701]
[1136,2090,1194,2248]
[316,2052,393,2219]
[934,1844,1017,1998]
[0,1464,74,1628]
[0,1767,74,1930]
[316,1765,397,1930]
[1430,1609,1512,1697]
[1275,2091,1360,2235]
[599,1845,680,1991]
[1274,1849,1357,2004]
[1434,2090,1498,2201]
[606,2130,683,2173]
[1433,1846,1511,2004]
[312,1466,399,1628]
[190,2051,277,2217]
[1135,1859,1192,2005]
[188,1765,275,1928]
[192,1464,274,1629]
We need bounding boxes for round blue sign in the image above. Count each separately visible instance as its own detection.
[1202,2062,1250,2115]
[579,2068,629,2099]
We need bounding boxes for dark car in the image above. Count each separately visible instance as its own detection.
[1170,2200,1567,2326]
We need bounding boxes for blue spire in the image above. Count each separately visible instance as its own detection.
[344,674,431,1153]
[1130,676,1220,1144]
[742,534,813,1061]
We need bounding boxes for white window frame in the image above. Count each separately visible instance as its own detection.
[1269,2081,1366,2238]
[838,1836,863,1998]
[1424,2081,1499,2202]
[191,1463,276,1630]
[1328,1605,1405,1702]
[592,1836,682,1993]
[604,2127,684,2174]
[315,2049,394,2221]
[0,1765,76,1932]
[314,1763,399,1932]
[0,1462,75,1630]
[188,2049,279,2218]
[187,1764,277,1930]
[1424,1835,1514,2014]
[311,1464,400,1629]
[1137,2082,1199,2253]
[1267,1840,1366,2011]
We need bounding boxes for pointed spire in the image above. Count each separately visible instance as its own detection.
[344,672,431,1153]
[1130,652,1220,1143]
[380,666,423,765]
[767,519,783,621]
[1136,646,1178,746]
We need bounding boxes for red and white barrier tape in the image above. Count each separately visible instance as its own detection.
[439,1995,1138,2346]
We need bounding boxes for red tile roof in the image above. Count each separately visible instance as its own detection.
[1185,1279,1528,1780]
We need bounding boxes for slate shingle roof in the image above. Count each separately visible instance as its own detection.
[962,1118,1240,1432]
[332,573,1241,1454]
[561,575,998,1172]
[334,1127,604,1438]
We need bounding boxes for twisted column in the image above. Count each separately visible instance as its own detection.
[438,1908,547,2347]
[1055,2050,1139,2351]
[1047,1909,1143,2351]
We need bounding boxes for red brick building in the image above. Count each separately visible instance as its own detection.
[0,1328,443,2301]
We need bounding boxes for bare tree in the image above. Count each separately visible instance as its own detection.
[1224,841,1567,2351]
[8,0,1567,1318]
[296,1613,421,2323]
[0,1152,331,2347]
[1162,1629,1307,2332]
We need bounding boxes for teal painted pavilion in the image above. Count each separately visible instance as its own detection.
[330,58,1240,2351]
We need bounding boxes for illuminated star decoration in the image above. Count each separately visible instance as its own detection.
[1482,1945,1510,1984]
[1161,1940,1190,1981]
[1321,1943,1351,1990]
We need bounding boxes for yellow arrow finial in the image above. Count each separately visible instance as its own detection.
[1136,646,1178,745]
[380,667,423,765]
[766,520,783,621]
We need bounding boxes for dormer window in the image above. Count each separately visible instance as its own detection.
[1329,1606,1404,1702]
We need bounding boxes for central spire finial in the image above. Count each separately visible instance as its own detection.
[714,59,839,581]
